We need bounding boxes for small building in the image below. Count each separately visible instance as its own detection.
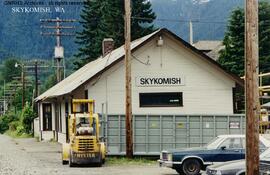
[35,28,243,144]
[193,40,224,61]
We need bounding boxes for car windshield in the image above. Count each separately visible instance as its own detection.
[206,136,223,149]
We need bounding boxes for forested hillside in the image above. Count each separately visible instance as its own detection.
[0,0,246,60]
[151,0,243,41]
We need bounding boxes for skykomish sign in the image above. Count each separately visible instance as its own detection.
[136,76,184,87]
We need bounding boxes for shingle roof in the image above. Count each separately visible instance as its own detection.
[36,28,243,102]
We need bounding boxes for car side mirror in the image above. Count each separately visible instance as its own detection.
[220,146,226,150]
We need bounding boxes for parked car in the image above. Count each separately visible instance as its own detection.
[158,135,270,175]
[204,147,270,175]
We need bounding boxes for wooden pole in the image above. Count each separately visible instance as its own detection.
[56,17,61,82]
[245,0,259,174]
[124,0,133,158]
[22,65,25,109]
[3,80,6,114]
[34,60,38,113]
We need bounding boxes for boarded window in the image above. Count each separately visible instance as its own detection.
[139,92,183,107]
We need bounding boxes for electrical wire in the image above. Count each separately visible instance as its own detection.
[131,54,150,66]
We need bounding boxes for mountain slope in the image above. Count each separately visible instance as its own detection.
[152,0,243,41]
[0,0,245,60]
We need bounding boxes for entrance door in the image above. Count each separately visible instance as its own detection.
[43,103,52,131]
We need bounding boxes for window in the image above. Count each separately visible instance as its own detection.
[242,139,266,149]
[59,104,62,133]
[84,90,88,99]
[83,90,89,112]
[218,138,243,149]
[65,102,69,142]
[43,103,52,131]
[139,92,183,107]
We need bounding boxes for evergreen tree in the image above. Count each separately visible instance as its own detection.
[74,0,156,68]
[219,2,270,113]
[219,2,270,77]
[2,58,21,83]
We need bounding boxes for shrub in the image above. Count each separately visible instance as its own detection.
[9,121,20,131]
[21,102,36,134]
[16,125,25,135]
[0,112,18,134]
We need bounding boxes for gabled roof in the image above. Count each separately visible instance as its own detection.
[193,40,223,51]
[193,40,225,61]
[36,28,243,102]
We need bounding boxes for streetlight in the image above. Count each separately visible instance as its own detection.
[15,62,25,109]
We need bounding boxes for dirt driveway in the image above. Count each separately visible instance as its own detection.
[0,135,177,175]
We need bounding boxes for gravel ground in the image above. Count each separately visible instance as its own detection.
[0,134,177,175]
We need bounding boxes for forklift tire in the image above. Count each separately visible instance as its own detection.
[69,152,75,167]
[69,160,75,167]
[97,156,103,167]
[102,159,105,164]
[62,160,69,165]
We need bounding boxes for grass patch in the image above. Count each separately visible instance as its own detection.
[5,130,32,138]
[106,156,157,166]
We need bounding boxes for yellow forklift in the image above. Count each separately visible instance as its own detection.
[259,72,270,133]
[62,99,106,167]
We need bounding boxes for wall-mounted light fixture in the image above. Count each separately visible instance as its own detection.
[157,36,164,47]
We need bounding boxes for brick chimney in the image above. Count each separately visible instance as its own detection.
[102,38,114,57]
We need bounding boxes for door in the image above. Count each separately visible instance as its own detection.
[215,137,244,162]
[43,103,52,131]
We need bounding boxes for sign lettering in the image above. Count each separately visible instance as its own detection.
[136,76,184,87]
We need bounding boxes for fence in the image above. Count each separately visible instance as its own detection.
[102,114,246,156]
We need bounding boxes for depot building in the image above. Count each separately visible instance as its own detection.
[35,28,243,143]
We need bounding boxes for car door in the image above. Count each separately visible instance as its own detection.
[214,138,244,162]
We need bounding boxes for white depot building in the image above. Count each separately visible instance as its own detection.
[35,28,243,143]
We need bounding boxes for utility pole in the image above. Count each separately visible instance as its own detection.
[189,20,193,45]
[245,0,259,174]
[3,80,6,114]
[15,60,48,110]
[34,60,38,98]
[22,65,25,109]
[125,0,133,158]
[55,17,62,82]
[40,18,76,82]
[34,60,38,112]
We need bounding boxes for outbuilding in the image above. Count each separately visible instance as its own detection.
[35,28,243,149]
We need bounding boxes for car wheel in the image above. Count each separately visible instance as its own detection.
[182,159,201,175]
